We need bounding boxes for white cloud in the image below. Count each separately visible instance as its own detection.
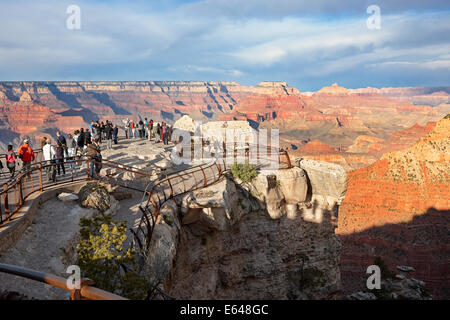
[0,1,448,88]
[371,60,450,70]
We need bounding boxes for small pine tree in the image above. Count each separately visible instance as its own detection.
[77,215,152,299]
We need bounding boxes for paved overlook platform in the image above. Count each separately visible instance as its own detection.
[0,137,184,299]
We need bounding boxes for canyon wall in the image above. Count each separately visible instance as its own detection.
[141,160,348,299]
[1,81,448,171]
[337,115,450,298]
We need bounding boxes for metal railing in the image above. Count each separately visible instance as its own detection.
[0,140,292,300]
[0,263,127,300]
[0,156,149,225]
[133,144,292,252]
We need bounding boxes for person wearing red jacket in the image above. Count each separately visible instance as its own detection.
[18,139,35,177]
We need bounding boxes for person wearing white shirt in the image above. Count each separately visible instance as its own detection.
[42,139,56,181]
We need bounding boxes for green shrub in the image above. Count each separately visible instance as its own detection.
[76,215,151,299]
[231,163,258,184]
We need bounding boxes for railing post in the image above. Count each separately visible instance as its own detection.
[285,151,292,168]
[70,278,95,300]
[18,174,24,206]
[3,183,9,220]
[38,163,43,191]
[86,158,90,180]
[200,166,207,187]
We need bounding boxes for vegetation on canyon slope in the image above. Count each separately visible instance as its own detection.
[76,215,151,299]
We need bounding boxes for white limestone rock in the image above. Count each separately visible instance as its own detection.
[58,192,79,202]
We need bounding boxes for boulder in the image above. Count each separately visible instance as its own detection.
[57,192,79,202]
[173,115,198,133]
[397,266,415,273]
[78,182,111,213]
[249,167,307,220]
[296,158,348,205]
[345,291,377,300]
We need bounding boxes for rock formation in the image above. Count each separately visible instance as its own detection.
[139,159,348,299]
[78,182,118,215]
[346,265,432,300]
[337,114,450,298]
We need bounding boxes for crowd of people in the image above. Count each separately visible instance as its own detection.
[124,118,173,145]
[1,118,175,181]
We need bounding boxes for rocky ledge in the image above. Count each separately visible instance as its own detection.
[138,159,348,299]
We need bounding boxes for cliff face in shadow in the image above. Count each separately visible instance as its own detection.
[340,207,449,299]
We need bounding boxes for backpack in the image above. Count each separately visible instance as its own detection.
[6,153,15,163]
[6,152,16,168]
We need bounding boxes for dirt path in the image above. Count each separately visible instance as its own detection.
[0,197,93,299]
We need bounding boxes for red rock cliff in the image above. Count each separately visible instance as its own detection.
[337,115,450,298]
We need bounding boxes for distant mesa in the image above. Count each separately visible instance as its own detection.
[19,91,32,103]
[299,140,338,155]
[315,83,350,95]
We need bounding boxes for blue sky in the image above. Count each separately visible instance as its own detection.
[0,0,449,91]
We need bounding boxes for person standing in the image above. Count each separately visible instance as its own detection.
[155,123,161,143]
[113,125,119,145]
[100,122,106,142]
[125,118,130,139]
[55,141,66,176]
[86,140,101,178]
[77,128,85,151]
[105,122,113,150]
[164,123,169,145]
[168,126,173,143]
[56,131,68,159]
[41,137,48,149]
[144,118,149,139]
[56,131,66,146]
[84,128,92,145]
[130,120,136,138]
[17,139,35,177]
[42,139,56,182]
[149,119,154,140]
[5,144,16,179]
[66,133,77,170]
[90,121,95,135]
[73,130,80,155]
[137,120,143,138]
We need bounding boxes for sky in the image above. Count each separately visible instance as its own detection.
[0,0,449,91]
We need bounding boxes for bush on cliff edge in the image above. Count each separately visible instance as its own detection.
[231,163,258,184]
[76,215,152,299]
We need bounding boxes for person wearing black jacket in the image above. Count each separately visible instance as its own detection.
[100,122,106,143]
[113,125,119,145]
[105,123,113,150]
[84,128,92,145]
[55,141,66,175]
[77,128,85,150]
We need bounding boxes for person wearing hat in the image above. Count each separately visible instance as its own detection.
[17,139,35,177]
